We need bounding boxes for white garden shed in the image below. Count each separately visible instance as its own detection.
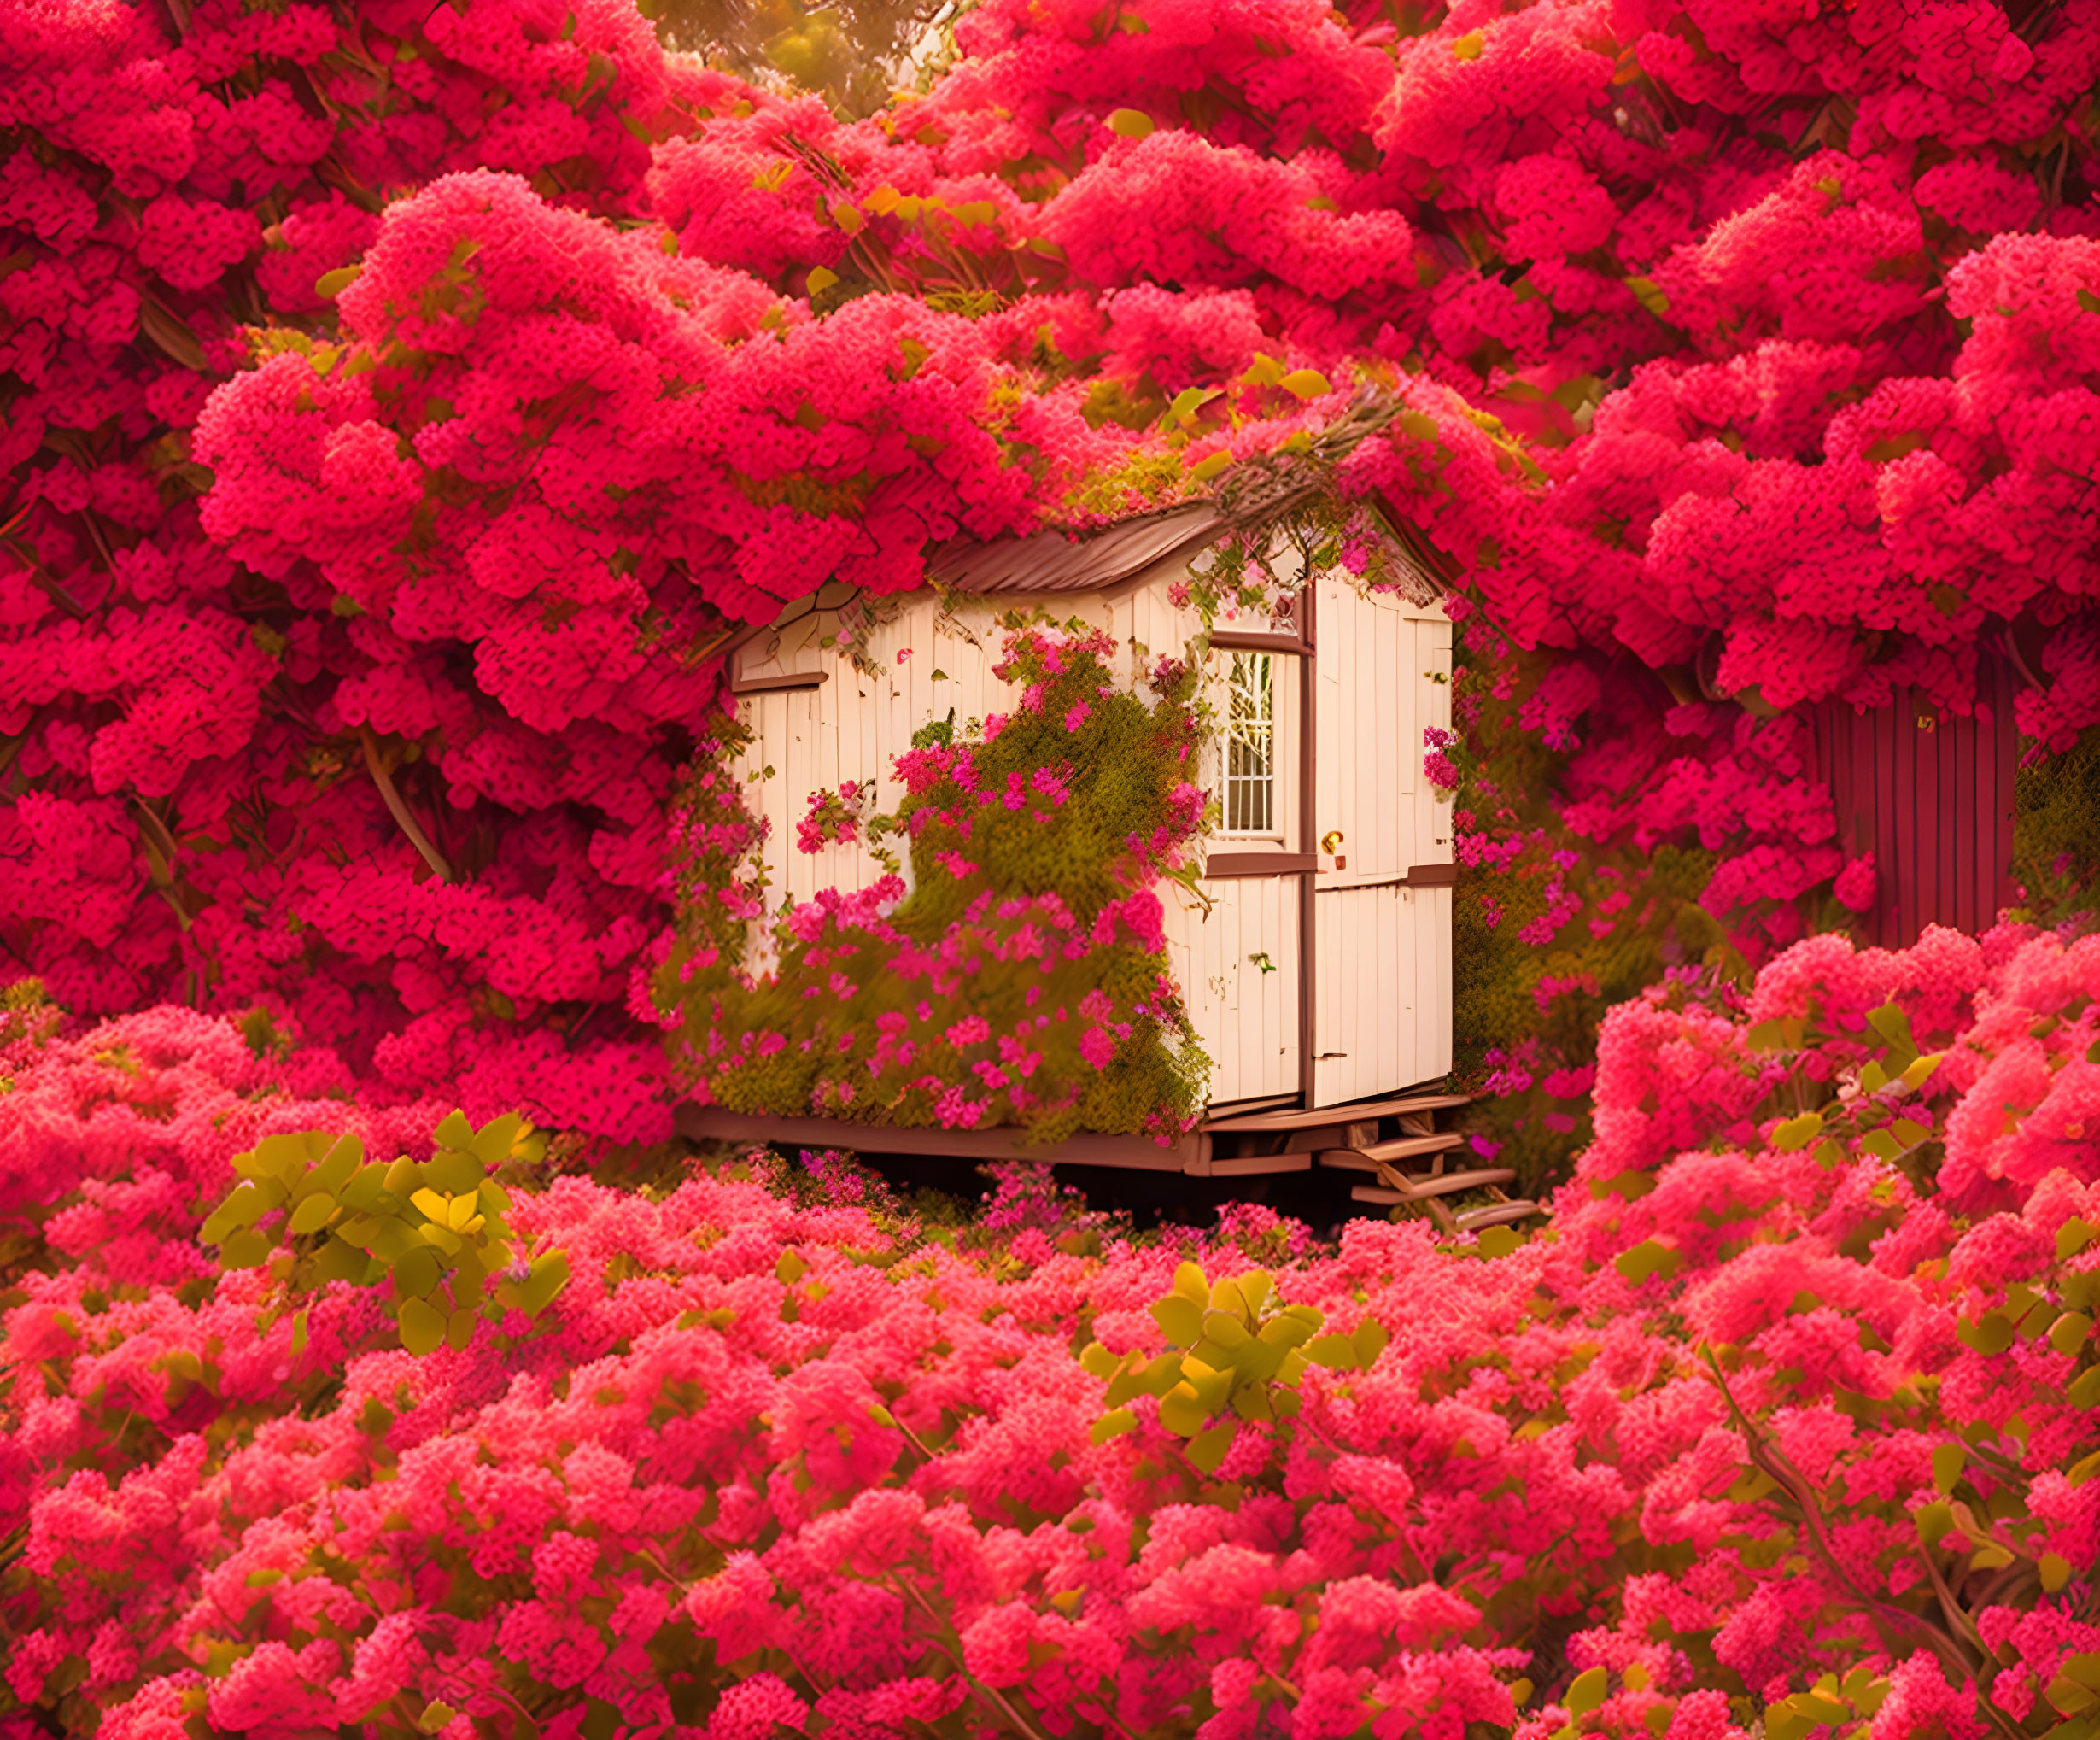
[674,500,1536,1231]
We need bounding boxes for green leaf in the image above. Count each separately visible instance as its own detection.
[1079,1341,1120,1380]
[2050,1311,2092,1356]
[1475,1224,1526,1258]
[1891,1117,1932,1149]
[2060,1218,2097,1261]
[1152,1293,1204,1346]
[398,1295,447,1356]
[1305,1333,1360,1370]
[286,1192,337,1236]
[1350,1316,1389,1367]
[1565,1668,1607,1717]
[515,1249,570,1318]
[219,1227,272,1269]
[2080,289,2100,314]
[315,265,363,300]
[422,1145,483,1194]
[1187,451,1231,483]
[1157,1384,1210,1437]
[1957,1311,2015,1355]
[1166,386,1221,425]
[391,1244,443,1301]
[1916,1499,1955,1548]
[805,265,839,296]
[2043,1552,2075,1593]
[1278,368,1331,400]
[775,1249,807,1285]
[1089,1409,1137,1445]
[1901,1052,1944,1091]
[1106,108,1155,138]
[1616,1240,1682,1285]
[1185,1420,1237,1473]
[1933,1444,1967,1493]
[1772,1112,1823,1151]
[1864,1001,1915,1055]
[1626,275,1670,318]
[290,1309,309,1357]
[2073,1365,2100,1409]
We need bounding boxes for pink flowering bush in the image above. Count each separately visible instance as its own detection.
[5,922,2100,1739]
[5,0,2098,1165]
[658,622,1213,1145]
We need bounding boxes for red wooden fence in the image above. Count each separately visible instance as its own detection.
[1805,652,2019,948]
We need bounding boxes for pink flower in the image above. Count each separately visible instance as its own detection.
[1834,853,1878,913]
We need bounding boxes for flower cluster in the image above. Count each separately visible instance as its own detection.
[4,921,2099,1740]
[6,0,2097,1160]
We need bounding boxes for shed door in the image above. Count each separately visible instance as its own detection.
[1310,576,1454,1108]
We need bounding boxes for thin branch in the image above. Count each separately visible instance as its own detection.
[1699,1345,2001,1721]
[359,724,453,883]
[887,1573,1050,1740]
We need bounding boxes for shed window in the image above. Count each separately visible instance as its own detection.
[1222,652,1276,835]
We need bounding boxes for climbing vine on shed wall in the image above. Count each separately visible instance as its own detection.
[652,614,1222,1144]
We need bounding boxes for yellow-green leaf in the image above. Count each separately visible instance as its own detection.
[1933,1444,1967,1493]
[219,1227,272,1269]
[1916,1500,1954,1548]
[286,1192,337,1236]
[1306,1333,1359,1370]
[1449,31,1483,59]
[1186,1420,1236,1473]
[1616,1240,1682,1285]
[806,265,839,296]
[1475,1224,1526,1258]
[1158,1384,1209,1437]
[2042,1552,2075,1593]
[776,1249,808,1285]
[1958,1312,2015,1355]
[398,1295,447,1356]
[1079,1341,1120,1380]
[1772,1112,1823,1151]
[1089,1409,1137,1445]
[1152,1293,1204,1345]
[2051,1311,2093,1356]
[1278,368,1331,400]
[1901,1052,1944,1091]
[2060,1219,2097,1262]
[1565,1667,1607,1716]
[1187,451,1231,483]
[1106,108,1155,138]
[315,265,362,300]
[1891,1117,1932,1148]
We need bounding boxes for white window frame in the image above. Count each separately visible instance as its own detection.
[1219,652,1280,838]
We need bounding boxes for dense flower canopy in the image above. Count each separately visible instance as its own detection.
[3,0,2097,1141]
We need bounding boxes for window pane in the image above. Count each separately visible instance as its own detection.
[1222,653,1275,835]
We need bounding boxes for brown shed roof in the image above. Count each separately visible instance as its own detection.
[922,501,1223,595]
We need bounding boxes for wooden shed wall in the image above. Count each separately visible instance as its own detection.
[1805,653,2019,948]
[727,570,1451,1112]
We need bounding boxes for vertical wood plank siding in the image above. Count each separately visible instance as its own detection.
[1805,653,2018,948]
